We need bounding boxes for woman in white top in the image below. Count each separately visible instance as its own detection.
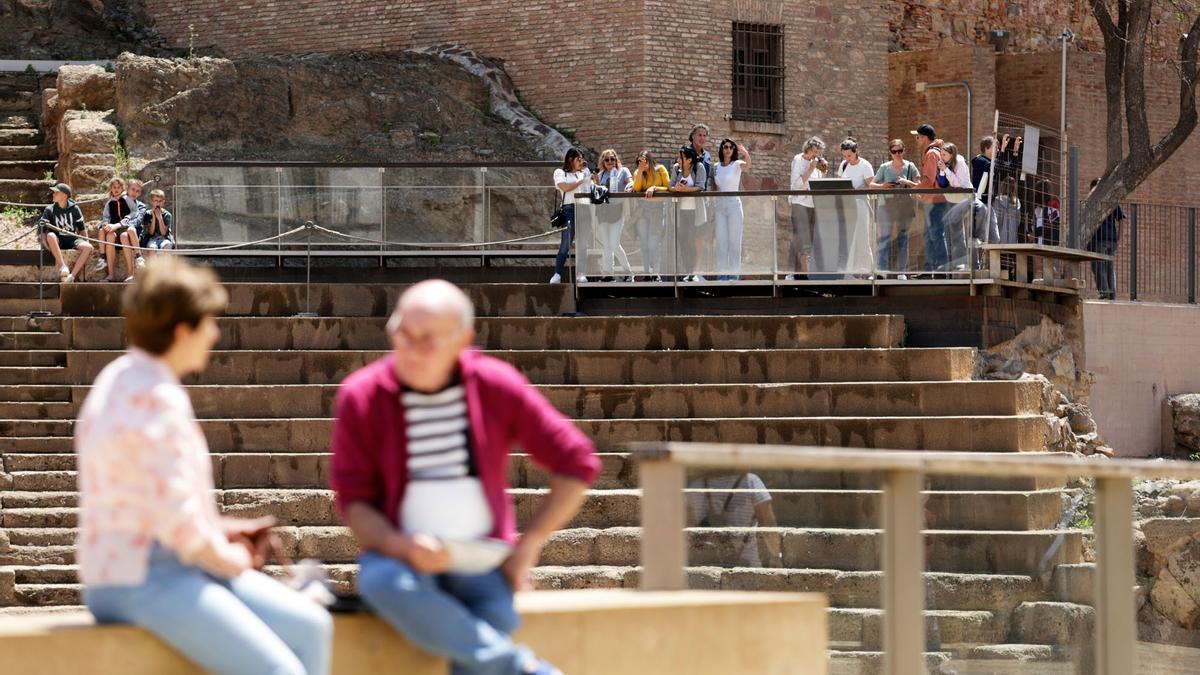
[712,138,752,281]
[593,148,634,281]
[835,138,875,275]
[550,148,593,283]
[937,142,973,268]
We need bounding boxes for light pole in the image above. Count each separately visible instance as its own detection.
[915,80,973,146]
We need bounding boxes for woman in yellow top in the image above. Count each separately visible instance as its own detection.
[628,150,671,280]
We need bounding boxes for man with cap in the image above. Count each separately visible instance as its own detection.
[37,183,93,283]
[911,123,949,272]
[331,279,600,675]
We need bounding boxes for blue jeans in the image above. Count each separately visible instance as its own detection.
[85,544,332,675]
[877,209,912,273]
[553,204,575,276]
[1090,239,1118,298]
[924,202,949,271]
[357,552,534,675]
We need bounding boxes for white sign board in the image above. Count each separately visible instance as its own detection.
[1022,124,1041,176]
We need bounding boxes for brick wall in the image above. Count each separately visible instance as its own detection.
[142,0,889,192]
[890,0,1192,61]
[887,45,997,157]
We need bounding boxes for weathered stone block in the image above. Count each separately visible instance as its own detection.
[1151,569,1200,629]
[56,65,116,112]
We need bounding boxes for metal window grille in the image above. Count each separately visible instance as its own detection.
[732,23,784,124]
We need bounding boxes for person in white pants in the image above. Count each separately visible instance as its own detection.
[712,139,752,281]
[594,149,633,281]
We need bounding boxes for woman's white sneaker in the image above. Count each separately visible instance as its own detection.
[548,273,562,284]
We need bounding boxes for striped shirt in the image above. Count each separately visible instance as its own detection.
[402,383,475,481]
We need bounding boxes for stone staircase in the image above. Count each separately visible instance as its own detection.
[0,73,55,206]
[0,281,1099,672]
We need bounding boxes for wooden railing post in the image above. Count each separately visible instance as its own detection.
[639,460,687,591]
[1094,476,1136,675]
[882,469,926,675]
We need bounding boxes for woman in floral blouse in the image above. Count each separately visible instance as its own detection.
[77,257,332,675]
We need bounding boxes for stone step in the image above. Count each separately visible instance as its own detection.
[0,299,60,316]
[0,92,35,112]
[0,366,65,385]
[0,128,41,145]
[828,651,954,674]
[59,283,575,318]
[61,315,906,351]
[828,607,1002,651]
[0,178,53,205]
[0,331,66,350]
[0,384,71,402]
[0,488,1072,531]
[60,347,976,386]
[0,351,64,367]
[4,452,1074,492]
[0,317,61,332]
[4,563,1045,615]
[0,114,36,129]
[1051,563,1095,606]
[0,145,53,162]
[0,414,1050,453]
[0,380,1047,420]
[0,160,55,181]
[0,525,1083,575]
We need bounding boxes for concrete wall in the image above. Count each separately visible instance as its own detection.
[1084,301,1200,457]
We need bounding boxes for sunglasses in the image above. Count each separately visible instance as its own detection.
[604,157,616,163]
[890,148,904,154]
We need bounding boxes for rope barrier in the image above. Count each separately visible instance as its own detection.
[309,223,565,249]
[43,223,312,254]
[0,194,110,209]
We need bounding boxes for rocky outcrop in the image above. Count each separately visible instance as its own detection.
[112,51,553,170]
[0,0,175,60]
[977,317,1109,456]
[410,45,573,160]
[1169,394,1200,456]
[1133,517,1200,644]
[55,65,116,114]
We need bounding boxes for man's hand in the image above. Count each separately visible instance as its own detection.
[402,532,453,574]
[501,538,542,591]
[102,223,116,234]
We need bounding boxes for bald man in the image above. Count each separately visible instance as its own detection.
[330,280,599,675]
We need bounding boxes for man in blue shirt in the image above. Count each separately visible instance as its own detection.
[1087,179,1125,300]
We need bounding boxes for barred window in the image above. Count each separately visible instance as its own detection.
[732,23,785,124]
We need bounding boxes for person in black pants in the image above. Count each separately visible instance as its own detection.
[1087,178,1124,300]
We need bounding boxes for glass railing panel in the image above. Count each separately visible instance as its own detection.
[173,185,279,246]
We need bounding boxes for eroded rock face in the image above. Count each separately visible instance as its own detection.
[0,0,174,60]
[55,65,116,113]
[1169,394,1200,455]
[113,52,553,168]
[977,317,1107,456]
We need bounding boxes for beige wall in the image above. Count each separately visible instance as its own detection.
[1084,301,1200,457]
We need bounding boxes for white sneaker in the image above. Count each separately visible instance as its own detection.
[785,274,796,281]
[63,273,75,283]
[124,275,135,283]
[897,274,908,281]
[93,257,108,273]
[693,274,707,282]
[57,265,69,280]
[549,273,561,284]
[135,256,146,269]
[576,275,588,283]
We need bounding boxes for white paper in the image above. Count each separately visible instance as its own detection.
[1022,125,1041,176]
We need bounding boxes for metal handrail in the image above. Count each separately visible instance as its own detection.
[175,160,558,169]
[633,443,1185,675]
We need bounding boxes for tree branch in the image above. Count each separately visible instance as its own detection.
[1123,1,1153,161]
[1149,13,1200,165]
[1091,0,1128,168]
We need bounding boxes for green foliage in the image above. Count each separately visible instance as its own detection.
[24,64,36,76]
[42,170,54,181]
[1070,510,1094,530]
[1,206,38,221]
[113,128,131,178]
[104,62,115,74]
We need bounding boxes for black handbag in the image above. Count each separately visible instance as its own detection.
[550,186,567,229]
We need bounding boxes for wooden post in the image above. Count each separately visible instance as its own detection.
[639,460,687,591]
[882,469,926,675]
[988,249,1003,280]
[1094,477,1136,675]
[1015,253,1029,284]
